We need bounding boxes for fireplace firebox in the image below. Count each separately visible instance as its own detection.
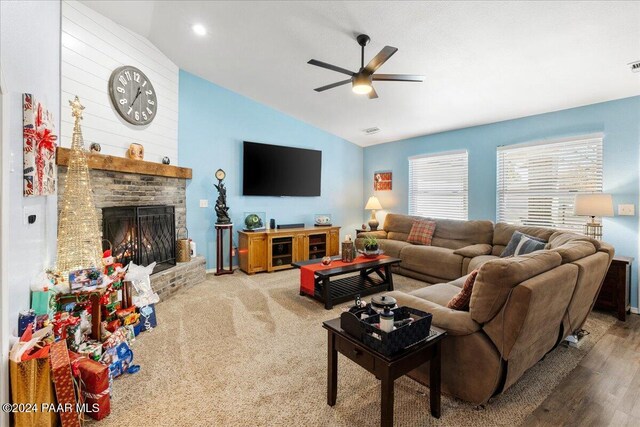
[102,205,176,274]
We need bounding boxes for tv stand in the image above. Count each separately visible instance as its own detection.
[238,226,340,274]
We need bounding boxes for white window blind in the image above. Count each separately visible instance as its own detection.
[408,150,468,220]
[497,134,603,232]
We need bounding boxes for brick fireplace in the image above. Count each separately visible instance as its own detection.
[57,149,205,299]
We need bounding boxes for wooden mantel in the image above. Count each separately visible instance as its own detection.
[56,147,192,179]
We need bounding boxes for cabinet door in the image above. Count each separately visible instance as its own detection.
[293,233,304,262]
[329,229,340,256]
[267,234,294,271]
[248,235,267,273]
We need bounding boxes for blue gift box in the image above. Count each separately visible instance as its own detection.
[138,304,157,332]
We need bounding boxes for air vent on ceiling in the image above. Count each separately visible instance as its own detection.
[629,60,640,73]
[363,127,381,135]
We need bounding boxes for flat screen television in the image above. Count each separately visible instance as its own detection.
[242,141,322,196]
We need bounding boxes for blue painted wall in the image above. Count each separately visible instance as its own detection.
[363,96,640,309]
[178,70,363,269]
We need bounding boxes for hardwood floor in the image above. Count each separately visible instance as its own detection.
[522,313,640,426]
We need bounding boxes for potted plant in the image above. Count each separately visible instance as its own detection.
[363,235,379,255]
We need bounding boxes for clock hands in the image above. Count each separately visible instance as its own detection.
[131,87,142,106]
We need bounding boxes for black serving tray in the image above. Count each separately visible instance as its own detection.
[340,306,433,356]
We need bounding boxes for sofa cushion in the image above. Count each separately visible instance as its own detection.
[407,220,437,245]
[377,239,412,259]
[548,240,596,264]
[500,231,547,257]
[410,283,462,307]
[386,290,482,336]
[447,270,479,311]
[492,223,556,256]
[400,245,464,280]
[454,244,493,258]
[431,219,494,250]
[470,251,563,324]
[547,232,601,251]
[383,213,425,241]
[467,255,499,273]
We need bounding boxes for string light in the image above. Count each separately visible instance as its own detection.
[56,96,102,273]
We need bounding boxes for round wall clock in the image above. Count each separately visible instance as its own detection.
[108,65,157,126]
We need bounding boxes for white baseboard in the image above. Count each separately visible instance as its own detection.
[630,307,639,315]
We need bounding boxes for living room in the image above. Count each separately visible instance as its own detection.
[1,1,639,426]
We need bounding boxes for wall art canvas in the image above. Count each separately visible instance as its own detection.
[374,171,392,191]
[23,93,57,196]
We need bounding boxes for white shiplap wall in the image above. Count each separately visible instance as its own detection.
[61,0,179,164]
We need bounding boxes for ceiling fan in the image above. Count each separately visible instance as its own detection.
[308,34,424,99]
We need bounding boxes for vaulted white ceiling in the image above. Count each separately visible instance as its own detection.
[82,0,640,147]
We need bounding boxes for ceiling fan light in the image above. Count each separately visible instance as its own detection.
[352,83,372,94]
[352,74,372,94]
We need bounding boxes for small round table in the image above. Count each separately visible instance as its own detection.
[215,223,234,276]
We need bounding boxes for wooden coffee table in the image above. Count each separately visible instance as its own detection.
[323,318,446,426]
[293,256,401,309]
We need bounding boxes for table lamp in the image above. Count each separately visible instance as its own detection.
[365,196,383,231]
[574,193,614,240]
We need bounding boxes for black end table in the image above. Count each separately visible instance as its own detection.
[322,318,446,426]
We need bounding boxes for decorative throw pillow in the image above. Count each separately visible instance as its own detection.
[500,231,546,257]
[407,220,436,245]
[447,269,479,311]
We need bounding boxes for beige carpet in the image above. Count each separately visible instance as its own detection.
[90,270,616,426]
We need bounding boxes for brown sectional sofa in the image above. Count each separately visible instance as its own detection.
[355,213,614,405]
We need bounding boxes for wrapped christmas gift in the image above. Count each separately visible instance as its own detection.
[77,340,102,361]
[116,306,138,326]
[138,304,158,332]
[9,325,57,427]
[102,326,134,350]
[49,340,81,427]
[100,342,133,379]
[69,351,111,421]
[52,312,80,340]
[18,309,36,336]
[31,289,58,317]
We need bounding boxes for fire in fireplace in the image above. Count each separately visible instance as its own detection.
[102,205,176,274]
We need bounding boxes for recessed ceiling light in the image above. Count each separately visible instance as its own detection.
[192,24,207,36]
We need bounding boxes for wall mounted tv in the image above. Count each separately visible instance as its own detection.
[242,141,322,197]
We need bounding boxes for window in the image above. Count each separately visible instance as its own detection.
[408,150,468,220]
[497,134,603,232]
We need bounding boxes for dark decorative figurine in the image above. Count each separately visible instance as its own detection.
[214,169,231,224]
[162,156,170,165]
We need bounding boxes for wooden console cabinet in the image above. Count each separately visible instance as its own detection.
[238,226,340,274]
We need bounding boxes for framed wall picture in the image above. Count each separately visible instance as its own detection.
[23,93,57,196]
[374,171,392,191]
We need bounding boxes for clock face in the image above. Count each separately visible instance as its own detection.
[215,169,226,180]
[109,66,157,126]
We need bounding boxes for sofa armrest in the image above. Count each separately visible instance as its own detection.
[385,291,481,336]
[357,231,387,240]
[454,244,493,258]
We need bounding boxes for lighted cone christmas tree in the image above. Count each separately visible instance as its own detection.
[56,96,102,273]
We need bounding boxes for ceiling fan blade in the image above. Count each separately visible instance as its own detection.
[373,74,424,82]
[368,87,379,99]
[314,79,352,92]
[308,59,355,77]
[364,46,398,73]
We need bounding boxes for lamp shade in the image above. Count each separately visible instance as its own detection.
[365,196,382,210]
[574,193,614,217]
